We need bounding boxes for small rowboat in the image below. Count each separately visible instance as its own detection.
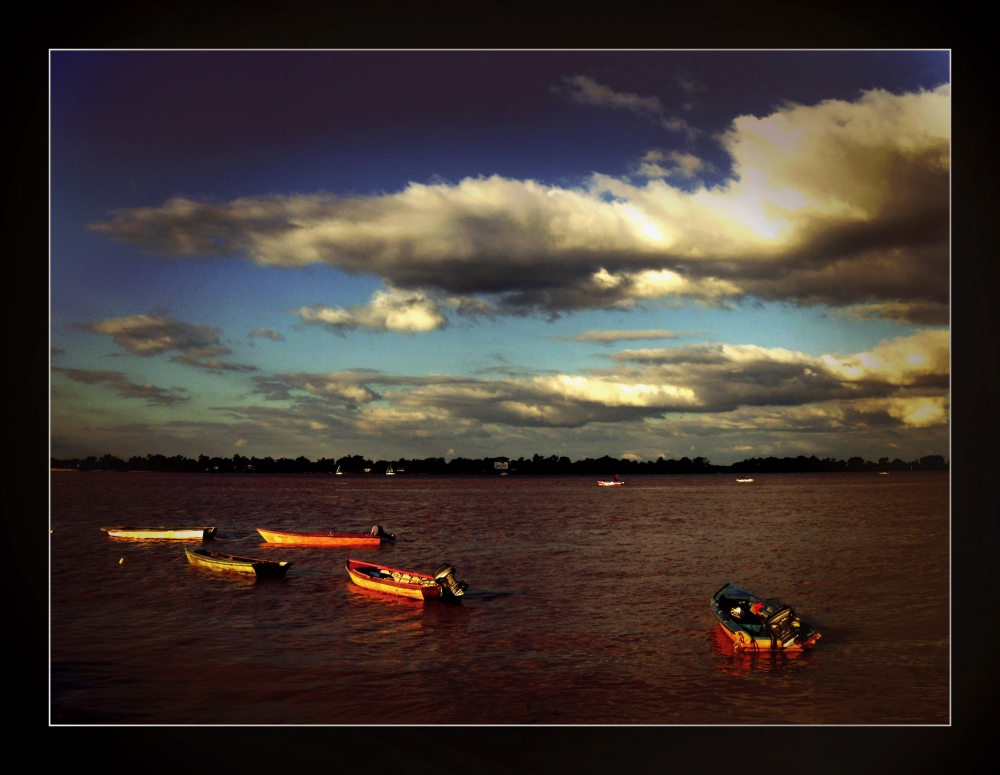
[185,547,292,577]
[101,526,216,540]
[257,524,394,547]
[711,582,820,652]
[344,558,467,600]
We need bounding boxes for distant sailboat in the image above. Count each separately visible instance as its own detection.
[386,463,396,476]
[335,464,343,475]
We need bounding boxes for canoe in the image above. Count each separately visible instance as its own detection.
[344,558,467,600]
[185,547,292,577]
[257,524,394,547]
[711,582,821,652]
[101,526,216,540]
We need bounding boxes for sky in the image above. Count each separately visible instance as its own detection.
[50,50,950,465]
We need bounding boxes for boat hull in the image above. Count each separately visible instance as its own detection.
[597,481,623,486]
[102,526,216,540]
[185,547,292,577]
[711,582,820,652]
[257,528,383,547]
[345,558,441,600]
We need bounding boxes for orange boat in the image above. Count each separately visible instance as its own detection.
[344,558,467,600]
[257,524,394,547]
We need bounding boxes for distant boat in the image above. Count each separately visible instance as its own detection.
[385,463,396,476]
[101,526,216,540]
[712,582,820,652]
[736,477,753,483]
[335,465,343,475]
[879,471,889,475]
[345,558,467,600]
[185,547,292,577]
[257,525,394,546]
[598,474,623,486]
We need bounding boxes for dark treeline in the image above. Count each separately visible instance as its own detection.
[51,452,948,474]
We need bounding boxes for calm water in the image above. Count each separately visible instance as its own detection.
[50,472,949,724]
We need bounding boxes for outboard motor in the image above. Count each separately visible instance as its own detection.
[763,605,801,649]
[433,564,467,597]
[369,525,395,540]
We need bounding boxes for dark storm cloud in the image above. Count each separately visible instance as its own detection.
[54,367,190,406]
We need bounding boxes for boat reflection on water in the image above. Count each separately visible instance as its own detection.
[710,626,815,674]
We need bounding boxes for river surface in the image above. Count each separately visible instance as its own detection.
[50,472,949,724]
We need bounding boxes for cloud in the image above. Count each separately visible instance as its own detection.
[243,330,947,432]
[552,329,681,344]
[53,367,190,406]
[82,313,257,371]
[562,75,699,138]
[836,301,949,325]
[635,149,710,179]
[292,288,448,333]
[675,69,707,94]
[248,327,284,340]
[90,85,949,318]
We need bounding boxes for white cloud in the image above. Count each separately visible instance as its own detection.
[293,288,448,333]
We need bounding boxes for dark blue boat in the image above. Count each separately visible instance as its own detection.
[711,582,821,652]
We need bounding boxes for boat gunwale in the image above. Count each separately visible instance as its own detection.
[257,528,384,542]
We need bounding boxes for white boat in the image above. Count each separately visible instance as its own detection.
[736,477,753,483]
[598,475,623,486]
[335,465,343,475]
[386,463,396,476]
[879,471,889,475]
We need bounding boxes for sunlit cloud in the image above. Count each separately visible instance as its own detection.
[91,85,949,320]
[292,288,448,333]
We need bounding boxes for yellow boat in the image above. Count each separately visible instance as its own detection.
[101,526,217,540]
[185,547,292,577]
[345,558,467,600]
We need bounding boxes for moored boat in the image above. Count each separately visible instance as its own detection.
[185,547,292,577]
[711,582,820,652]
[101,526,216,540]
[257,524,395,546]
[344,558,467,600]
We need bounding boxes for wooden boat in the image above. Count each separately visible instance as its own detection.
[736,477,753,483]
[257,524,394,547]
[185,547,292,577]
[344,558,467,600]
[711,582,820,652]
[101,526,216,540]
